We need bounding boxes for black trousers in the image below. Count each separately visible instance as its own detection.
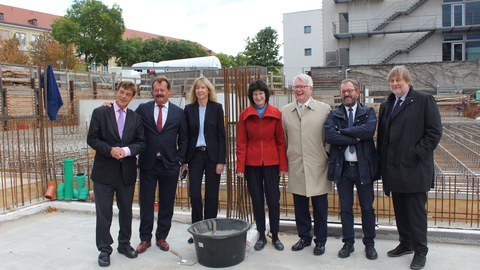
[94,180,135,254]
[392,192,428,255]
[336,164,376,246]
[245,165,280,234]
[293,193,328,245]
[188,150,220,224]
[138,160,179,241]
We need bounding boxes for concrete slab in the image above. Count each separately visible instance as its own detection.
[0,201,479,270]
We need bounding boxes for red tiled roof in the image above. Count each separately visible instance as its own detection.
[0,4,60,29]
[123,28,178,41]
[0,4,187,42]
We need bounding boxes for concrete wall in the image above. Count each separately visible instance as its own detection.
[283,9,323,85]
[311,60,480,94]
[322,0,445,65]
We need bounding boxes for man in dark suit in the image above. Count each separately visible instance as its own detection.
[324,79,379,260]
[134,76,188,253]
[87,81,145,267]
[184,76,226,244]
[377,65,442,270]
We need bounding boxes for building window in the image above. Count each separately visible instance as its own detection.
[442,0,480,27]
[14,32,27,50]
[28,19,37,26]
[102,64,108,73]
[304,25,311,34]
[91,62,97,72]
[443,34,480,61]
[0,13,4,21]
[339,13,349,33]
[305,48,312,56]
[31,34,40,46]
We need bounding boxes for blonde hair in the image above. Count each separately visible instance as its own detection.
[189,76,217,102]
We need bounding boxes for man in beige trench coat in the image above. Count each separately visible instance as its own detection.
[282,74,332,256]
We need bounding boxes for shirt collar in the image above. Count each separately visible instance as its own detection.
[113,102,125,113]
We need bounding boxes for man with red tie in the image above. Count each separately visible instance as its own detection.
[134,76,188,254]
[87,81,145,267]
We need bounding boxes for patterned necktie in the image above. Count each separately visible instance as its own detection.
[157,104,163,133]
[298,104,305,118]
[348,108,355,154]
[390,98,402,119]
[117,109,124,139]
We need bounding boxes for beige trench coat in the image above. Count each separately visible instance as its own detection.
[281,99,332,197]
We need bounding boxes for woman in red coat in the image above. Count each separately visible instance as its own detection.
[236,79,288,252]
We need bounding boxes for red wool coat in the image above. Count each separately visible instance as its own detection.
[236,103,288,173]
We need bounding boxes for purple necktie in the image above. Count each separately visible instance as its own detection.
[390,98,402,119]
[117,109,125,138]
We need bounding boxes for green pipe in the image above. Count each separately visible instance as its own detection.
[76,173,89,200]
[64,158,74,200]
[56,183,65,200]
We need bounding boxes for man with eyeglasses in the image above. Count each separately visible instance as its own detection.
[281,74,332,256]
[324,79,379,260]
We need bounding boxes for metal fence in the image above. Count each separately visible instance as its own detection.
[0,64,479,229]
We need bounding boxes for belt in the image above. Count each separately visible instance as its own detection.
[344,161,358,166]
[196,146,207,152]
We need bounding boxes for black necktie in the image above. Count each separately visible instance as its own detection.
[390,98,402,119]
[348,108,355,154]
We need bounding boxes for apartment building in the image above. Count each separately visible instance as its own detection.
[322,0,480,66]
[283,9,323,84]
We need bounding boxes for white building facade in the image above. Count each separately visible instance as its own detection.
[283,9,323,85]
[322,0,480,66]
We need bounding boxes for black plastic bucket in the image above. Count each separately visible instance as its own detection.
[188,218,250,268]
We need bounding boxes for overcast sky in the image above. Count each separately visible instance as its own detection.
[2,0,322,58]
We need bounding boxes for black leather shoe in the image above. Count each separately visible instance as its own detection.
[387,244,413,257]
[291,239,311,251]
[365,245,378,260]
[187,237,194,244]
[254,238,267,251]
[313,243,325,256]
[118,246,138,259]
[272,239,284,251]
[410,253,426,270]
[338,242,354,258]
[98,251,110,267]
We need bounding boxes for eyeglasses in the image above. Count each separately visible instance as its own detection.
[341,89,356,94]
[293,85,310,90]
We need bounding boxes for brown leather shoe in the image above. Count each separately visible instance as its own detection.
[135,240,151,254]
[156,239,169,251]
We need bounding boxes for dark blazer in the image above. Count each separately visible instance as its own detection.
[377,87,442,195]
[184,101,226,164]
[87,105,145,185]
[324,103,379,184]
[135,100,188,170]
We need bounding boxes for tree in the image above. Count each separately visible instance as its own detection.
[216,53,234,68]
[51,16,79,70]
[115,37,143,66]
[140,38,167,62]
[0,38,29,64]
[52,0,125,71]
[243,27,282,70]
[29,32,79,70]
[139,38,208,63]
[162,40,207,60]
